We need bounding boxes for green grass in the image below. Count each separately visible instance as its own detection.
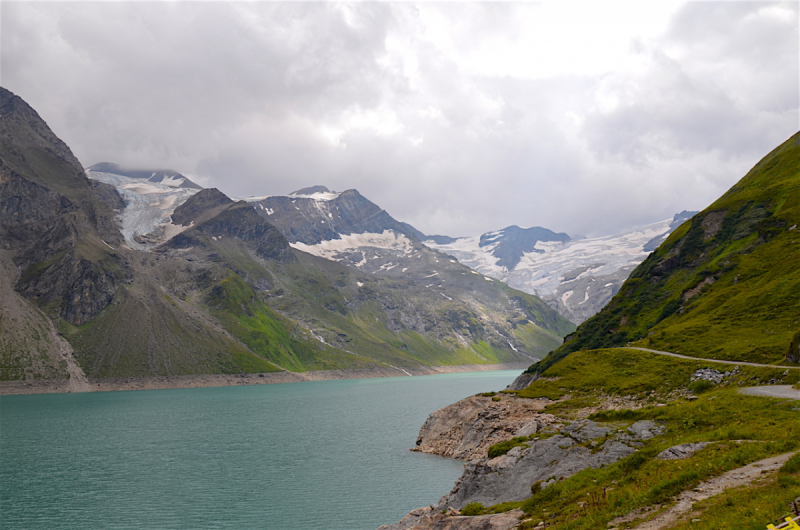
[517,348,800,404]
[501,391,800,529]
[473,346,800,528]
[535,132,800,372]
[487,436,531,458]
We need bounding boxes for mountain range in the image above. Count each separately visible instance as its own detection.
[0,87,574,388]
[425,213,695,324]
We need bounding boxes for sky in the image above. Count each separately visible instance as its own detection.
[1,1,798,238]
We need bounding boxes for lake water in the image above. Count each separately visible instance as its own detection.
[0,370,520,530]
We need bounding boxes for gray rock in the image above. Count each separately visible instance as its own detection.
[561,420,611,442]
[627,420,664,440]
[437,429,637,510]
[506,372,537,391]
[656,442,709,460]
[377,507,523,530]
[514,420,539,437]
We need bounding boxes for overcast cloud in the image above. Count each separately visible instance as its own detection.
[1,1,797,237]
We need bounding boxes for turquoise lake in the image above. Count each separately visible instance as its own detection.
[0,370,520,529]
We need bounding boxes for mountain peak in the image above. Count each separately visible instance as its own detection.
[87,162,202,189]
[289,185,331,196]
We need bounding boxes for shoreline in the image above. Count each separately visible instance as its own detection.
[0,362,529,396]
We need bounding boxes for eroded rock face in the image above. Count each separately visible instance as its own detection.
[435,419,662,511]
[382,411,666,529]
[412,394,559,461]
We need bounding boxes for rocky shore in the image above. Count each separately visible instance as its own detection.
[381,393,663,530]
[0,362,529,396]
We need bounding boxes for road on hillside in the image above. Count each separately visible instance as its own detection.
[622,346,799,369]
[621,347,800,399]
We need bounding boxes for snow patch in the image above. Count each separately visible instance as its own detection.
[290,230,415,263]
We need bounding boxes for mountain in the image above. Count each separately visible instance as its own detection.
[424,212,696,324]
[535,130,800,371]
[0,87,574,388]
[87,162,202,189]
[85,170,200,250]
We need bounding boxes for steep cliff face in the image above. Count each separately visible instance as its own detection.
[0,87,127,326]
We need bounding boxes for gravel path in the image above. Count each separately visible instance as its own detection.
[610,452,796,530]
[622,347,800,370]
[739,385,800,399]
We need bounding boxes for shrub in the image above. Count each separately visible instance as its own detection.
[487,437,529,458]
[460,502,485,516]
[688,379,713,394]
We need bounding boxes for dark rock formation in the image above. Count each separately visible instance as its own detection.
[0,86,127,325]
[171,187,233,227]
[252,188,420,245]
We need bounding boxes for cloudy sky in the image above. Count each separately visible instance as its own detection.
[1,1,797,237]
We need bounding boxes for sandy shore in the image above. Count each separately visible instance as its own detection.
[0,362,529,396]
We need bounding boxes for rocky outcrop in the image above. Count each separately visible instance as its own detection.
[412,394,559,461]
[167,202,296,263]
[170,188,233,227]
[435,420,663,511]
[252,188,417,246]
[384,393,666,530]
[0,87,127,325]
[656,442,709,461]
[378,508,524,530]
[506,373,537,391]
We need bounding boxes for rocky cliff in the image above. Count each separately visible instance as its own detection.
[382,393,663,530]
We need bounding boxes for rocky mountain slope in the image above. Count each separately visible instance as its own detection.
[425,213,695,325]
[0,87,574,388]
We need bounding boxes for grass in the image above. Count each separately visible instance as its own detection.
[536,132,800,372]
[516,348,800,404]
[487,436,532,458]
[500,391,800,529]
[471,346,800,528]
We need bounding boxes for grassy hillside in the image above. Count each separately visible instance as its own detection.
[151,214,570,374]
[493,348,800,530]
[534,132,800,371]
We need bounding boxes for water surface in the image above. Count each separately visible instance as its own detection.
[1,370,519,530]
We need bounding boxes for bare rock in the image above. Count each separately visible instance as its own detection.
[377,507,523,530]
[656,442,709,460]
[412,394,557,461]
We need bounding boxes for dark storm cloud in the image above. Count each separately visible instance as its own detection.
[1,2,797,238]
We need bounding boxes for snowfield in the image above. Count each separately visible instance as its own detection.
[425,219,671,298]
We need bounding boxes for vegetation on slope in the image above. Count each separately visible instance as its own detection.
[478,348,800,529]
[530,132,800,374]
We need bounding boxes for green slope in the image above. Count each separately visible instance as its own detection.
[531,131,800,372]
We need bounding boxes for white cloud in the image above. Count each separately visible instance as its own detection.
[1,1,797,238]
